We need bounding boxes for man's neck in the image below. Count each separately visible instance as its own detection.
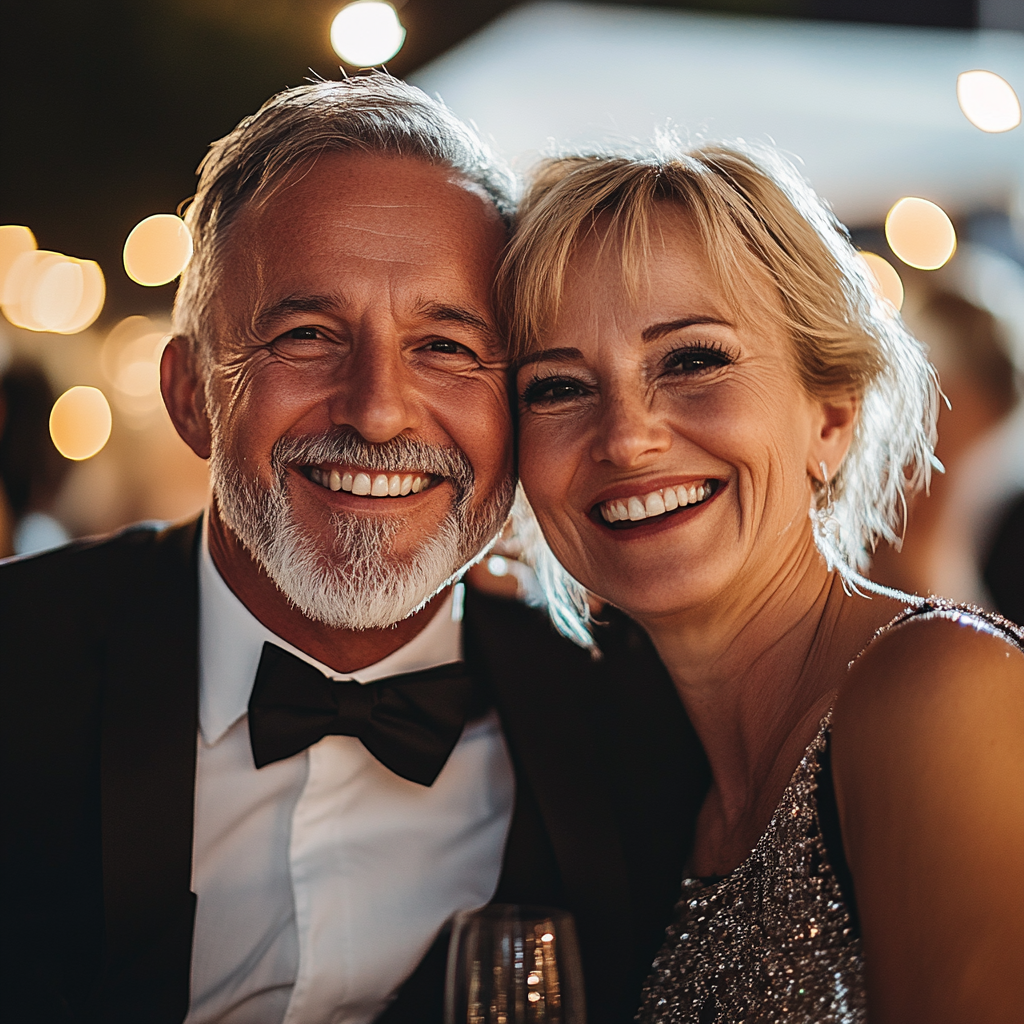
[206,509,451,674]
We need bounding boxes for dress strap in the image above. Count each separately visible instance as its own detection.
[854,597,1024,665]
[815,734,861,940]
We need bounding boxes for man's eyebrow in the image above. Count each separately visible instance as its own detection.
[253,294,338,334]
[642,316,732,342]
[515,347,584,369]
[416,301,493,337]
[252,295,497,339]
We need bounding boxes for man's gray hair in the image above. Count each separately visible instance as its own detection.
[172,74,517,354]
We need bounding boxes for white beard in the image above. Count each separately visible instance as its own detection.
[209,426,514,630]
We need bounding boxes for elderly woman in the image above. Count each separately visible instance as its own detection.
[496,145,1024,1024]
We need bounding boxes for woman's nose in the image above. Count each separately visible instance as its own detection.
[589,391,672,468]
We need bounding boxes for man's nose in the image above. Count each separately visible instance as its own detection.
[589,391,672,468]
[328,337,420,444]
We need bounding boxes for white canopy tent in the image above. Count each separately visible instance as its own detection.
[412,1,1024,225]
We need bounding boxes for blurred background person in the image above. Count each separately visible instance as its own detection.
[870,285,1020,600]
[0,359,70,558]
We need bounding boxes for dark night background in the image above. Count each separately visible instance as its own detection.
[0,0,992,324]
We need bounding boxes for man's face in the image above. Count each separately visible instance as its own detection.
[201,151,515,628]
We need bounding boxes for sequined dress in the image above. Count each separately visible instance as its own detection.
[636,601,1024,1024]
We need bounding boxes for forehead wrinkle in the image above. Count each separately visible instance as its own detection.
[344,251,435,266]
[335,222,439,240]
[344,201,438,209]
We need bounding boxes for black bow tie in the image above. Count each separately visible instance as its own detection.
[247,642,482,786]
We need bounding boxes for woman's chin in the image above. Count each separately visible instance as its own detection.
[581,563,732,624]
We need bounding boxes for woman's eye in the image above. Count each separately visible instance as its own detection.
[520,376,587,405]
[665,345,733,375]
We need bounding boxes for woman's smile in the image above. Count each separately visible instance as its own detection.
[590,477,725,531]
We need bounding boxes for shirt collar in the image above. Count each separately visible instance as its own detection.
[198,522,463,745]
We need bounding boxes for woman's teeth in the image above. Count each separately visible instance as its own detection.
[307,467,432,497]
[600,481,715,524]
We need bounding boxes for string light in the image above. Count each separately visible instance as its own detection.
[884,197,957,271]
[859,251,905,311]
[0,225,37,294]
[49,386,113,461]
[1,247,105,334]
[101,315,169,421]
[330,2,406,66]
[956,70,1021,133]
[123,214,193,287]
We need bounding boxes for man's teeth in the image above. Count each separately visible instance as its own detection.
[600,481,715,523]
[307,467,431,497]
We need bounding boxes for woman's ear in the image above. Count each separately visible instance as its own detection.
[161,336,212,460]
[808,391,858,484]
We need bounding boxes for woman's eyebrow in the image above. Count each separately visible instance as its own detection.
[515,347,584,369]
[642,316,732,342]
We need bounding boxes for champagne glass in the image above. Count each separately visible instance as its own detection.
[445,904,587,1024]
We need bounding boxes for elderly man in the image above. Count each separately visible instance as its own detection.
[0,77,705,1024]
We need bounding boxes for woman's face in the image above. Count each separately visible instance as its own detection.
[515,207,851,621]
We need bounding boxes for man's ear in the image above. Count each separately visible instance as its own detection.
[808,391,858,485]
[161,336,212,460]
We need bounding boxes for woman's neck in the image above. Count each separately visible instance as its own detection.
[637,541,896,872]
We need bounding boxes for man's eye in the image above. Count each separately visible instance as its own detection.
[520,375,587,405]
[665,345,733,375]
[280,327,321,341]
[425,339,467,355]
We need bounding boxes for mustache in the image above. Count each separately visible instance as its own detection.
[271,428,475,496]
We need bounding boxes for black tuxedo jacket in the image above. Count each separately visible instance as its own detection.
[0,519,708,1024]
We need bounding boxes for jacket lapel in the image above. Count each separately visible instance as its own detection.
[462,590,635,1018]
[98,518,201,1023]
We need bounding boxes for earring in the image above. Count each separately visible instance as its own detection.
[810,459,846,572]
[818,461,833,510]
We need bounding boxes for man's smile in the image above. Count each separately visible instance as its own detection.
[301,463,440,498]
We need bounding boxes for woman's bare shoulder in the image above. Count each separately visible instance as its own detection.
[835,606,1024,738]
[832,608,1024,797]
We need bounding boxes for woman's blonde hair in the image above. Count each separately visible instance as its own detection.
[496,141,939,647]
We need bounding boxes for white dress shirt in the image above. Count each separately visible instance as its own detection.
[185,533,516,1024]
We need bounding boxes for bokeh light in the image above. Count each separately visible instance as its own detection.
[49,386,113,461]
[59,259,106,334]
[956,70,1021,134]
[32,258,84,331]
[0,225,37,293]
[3,250,64,329]
[884,197,957,271]
[1,249,105,334]
[859,251,905,311]
[123,213,193,287]
[330,2,406,66]
[101,315,170,422]
[33,257,105,334]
